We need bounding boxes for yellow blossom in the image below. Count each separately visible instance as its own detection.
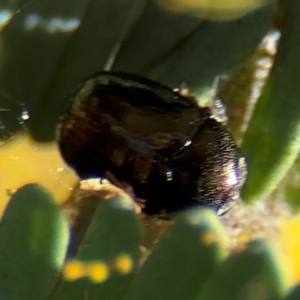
[0,134,78,219]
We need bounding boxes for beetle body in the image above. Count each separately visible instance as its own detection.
[57,72,247,217]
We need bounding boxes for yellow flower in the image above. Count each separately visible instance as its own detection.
[278,217,300,285]
[0,134,78,219]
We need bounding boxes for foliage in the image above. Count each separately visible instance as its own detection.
[0,0,300,299]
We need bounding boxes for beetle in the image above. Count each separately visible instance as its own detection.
[57,71,247,218]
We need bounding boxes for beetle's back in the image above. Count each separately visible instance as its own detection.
[57,72,247,217]
[57,72,203,184]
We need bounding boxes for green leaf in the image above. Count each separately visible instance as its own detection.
[0,0,276,141]
[0,183,69,300]
[198,241,284,300]
[286,285,300,300]
[53,194,142,300]
[273,156,300,212]
[123,208,229,300]
[242,0,300,203]
[0,0,91,135]
[133,2,277,93]
[0,0,145,141]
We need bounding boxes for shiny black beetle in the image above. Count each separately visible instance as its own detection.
[57,72,247,218]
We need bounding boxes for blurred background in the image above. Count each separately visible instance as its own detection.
[0,0,278,142]
[2,1,300,299]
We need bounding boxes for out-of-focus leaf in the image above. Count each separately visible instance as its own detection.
[284,160,300,211]
[0,0,145,141]
[286,285,300,300]
[270,156,300,212]
[53,194,142,300]
[241,0,300,203]
[123,208,229,300]
[115,1,277,95]
[288,156,300,209]
[218,53,260,144]
[0,0,276,141]
[198,241,285,300]
[0,184,69,300]
[0,0,89,111]
[156,0,273,21]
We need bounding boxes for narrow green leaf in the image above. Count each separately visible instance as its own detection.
[242,0,300,203]
[275,156,300,212]
[0,183,69,300]
[1,0,276,141]
[0,0,145,141]
[0,0,90,135]
[143,2,276,93]
[53,194,142,300]
[286,285,300,300]
[123,208,229,300]
[28,0,144,141]
[198,241,285,300]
